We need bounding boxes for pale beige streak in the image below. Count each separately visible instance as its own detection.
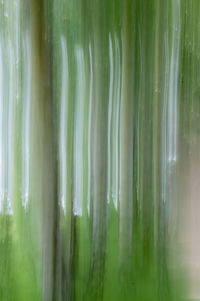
[185,152,200,300]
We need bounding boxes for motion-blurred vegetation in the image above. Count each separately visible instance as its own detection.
[0,0,199,300]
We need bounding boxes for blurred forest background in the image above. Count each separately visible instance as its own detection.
[0,0,200,300]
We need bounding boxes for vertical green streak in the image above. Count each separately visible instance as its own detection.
[119,0,133,276]
[88,1,109,299]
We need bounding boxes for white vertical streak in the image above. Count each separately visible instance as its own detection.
[59,35,68,214]
[112,33,121,210]
[73,46,85,216]
[15,0,20,102]
[22,32,31,209]
[87,44,93,215]
[7,40,14,215]
[162,33,169,203]
[162,0,181,204]
[107,33,114,203]
[168,0,180,163]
